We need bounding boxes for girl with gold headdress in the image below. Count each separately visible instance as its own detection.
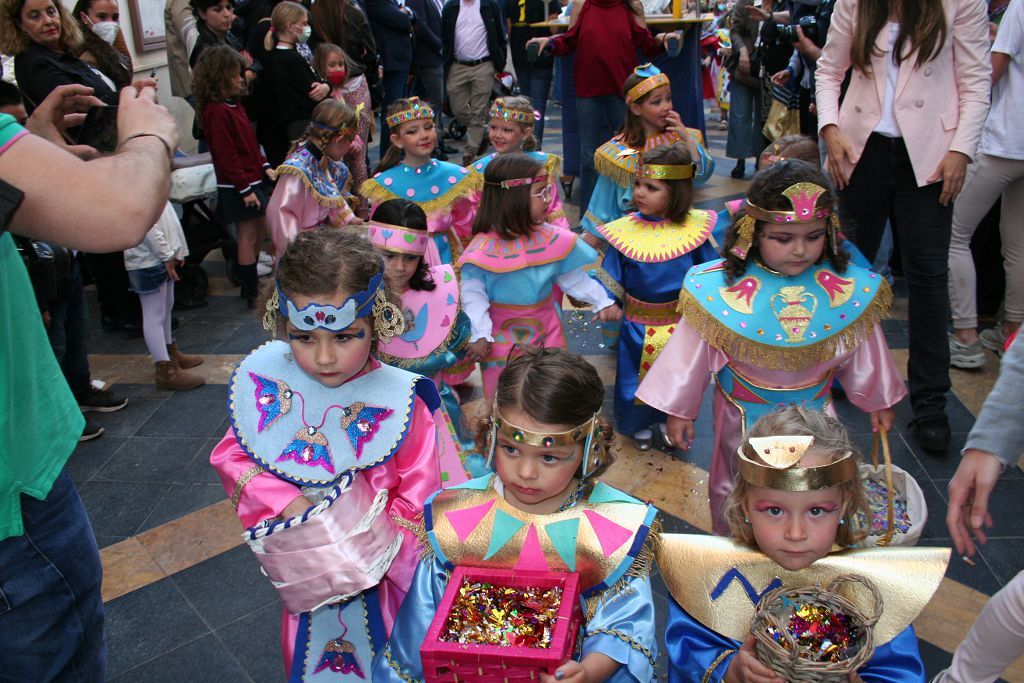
[580,64,714,248]
[465,96,570,229]
[372,348,661,683]
[636,160,906,535]
[266,98,362,258]
[659,406,946,682]
[360,97,479,267]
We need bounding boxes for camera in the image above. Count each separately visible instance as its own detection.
[777,15,819,45]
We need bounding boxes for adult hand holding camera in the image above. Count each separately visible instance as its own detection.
[791,25,821,61]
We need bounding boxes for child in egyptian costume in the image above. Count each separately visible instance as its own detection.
[369,198,488,480]
[210,230,468,681]
[659,407,947,682]
[581,64,714,247]
[466,96,570,229]
[360,98,479,266]
[372,349,661,683]
[591,142,719,450]
[636,161,906,534]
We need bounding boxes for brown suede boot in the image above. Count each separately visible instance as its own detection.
[155,360,205,390]
[167,343,204,369]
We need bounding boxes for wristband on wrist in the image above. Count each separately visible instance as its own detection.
[119,132,173,162]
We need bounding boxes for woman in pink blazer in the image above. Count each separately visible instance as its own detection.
[816,0,990,454]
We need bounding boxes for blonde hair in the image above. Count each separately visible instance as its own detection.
[286,98,359,156]
[490,96,537,152]
[724,406,869,548]
[264,0,306,50]
[0,0,82,55]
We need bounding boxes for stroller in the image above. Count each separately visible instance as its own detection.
[444,70,518,144]
[168,153,239,308]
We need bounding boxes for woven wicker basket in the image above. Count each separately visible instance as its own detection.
[861,429,927,547]
[751,574,883,683]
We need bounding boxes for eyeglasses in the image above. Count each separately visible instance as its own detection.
[530,184,553,202]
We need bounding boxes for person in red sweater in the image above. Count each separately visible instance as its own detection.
[528,0,682,214]
[194,45,273,307]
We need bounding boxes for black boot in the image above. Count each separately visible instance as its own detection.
[239,263,259,308]
[731,158,746,179]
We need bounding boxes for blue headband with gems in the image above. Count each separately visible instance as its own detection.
[264,271,406,342]
[484,408,605,478]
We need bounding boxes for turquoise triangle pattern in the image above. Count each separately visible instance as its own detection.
[484,509,526,560]
[588,481,641,505]
[447,475,493,491]
[544,518,581,572]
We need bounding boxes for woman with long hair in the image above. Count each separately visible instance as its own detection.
[815,0,990,453]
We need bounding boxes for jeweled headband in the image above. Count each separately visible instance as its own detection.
[489,98,536,124]
[385,97,434,129]
[367,221,429,256]
[737,435,857,492]
[638,161,696,181]
[485,174,549,190]
[730,181,838,260]
[312,102,364,139]
[485,407,605,477]
[626,64,671,104]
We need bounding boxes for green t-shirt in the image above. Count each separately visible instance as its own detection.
[0,114,85,540]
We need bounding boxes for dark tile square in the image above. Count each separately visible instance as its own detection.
[138,483,231,532]
[918,637,954,681]
[185,295,252,322]
[93,437,206,484]
[849,430,928,481]
[916,538,1003,597]
[77,480,165,538]
[114,383,170,400]
[918,479,956,541]
[179,439,227,485]
[108,633,250,683]
[933,477,1024,541]
[169,322,242,354]
[66,436,127,486]
[95,533,129,549]
[164,382,232,403]
[89,399,164,438]
[213,322,270,355]
[103,578,210,678]
[172,545,279,630]
[217,602,285,682]
[136,399,228,438]
[974,537,1024,586]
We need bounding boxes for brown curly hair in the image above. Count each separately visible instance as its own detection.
[0,0,82,55]
[723,406,869,548]
[473,347,616,481]
[722,159,849,283]
[191,44,246,131]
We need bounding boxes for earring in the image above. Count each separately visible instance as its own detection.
[730,215,756,260]
[838,518,846,526]
[262,287,280,333]
[743,516,750,524]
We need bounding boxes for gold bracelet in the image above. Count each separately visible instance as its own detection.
[119,132,173,162]
[231,465,266,511]
[701,648,738,683]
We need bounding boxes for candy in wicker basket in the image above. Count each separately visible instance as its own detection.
[421,567,582,682]
[751,574,883,683]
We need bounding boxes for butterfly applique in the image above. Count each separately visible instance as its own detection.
[279,426,336,474]
[313,621,365,678]
[249,372,293,432]
[339,403,394,460]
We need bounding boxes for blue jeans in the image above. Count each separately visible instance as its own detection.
[577,95,626,218]
[726,79,763,161]
[0,470,106,681]
[48,258,92,399]
[379,70,409,162]
[529,65,553,146]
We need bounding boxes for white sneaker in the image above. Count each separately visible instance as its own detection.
[948,334,985,369]
[980,325,1009,356]
[258,251,274,266]
[257,262,273,277]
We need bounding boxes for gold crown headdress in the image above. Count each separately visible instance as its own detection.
[730,181,841,260]
[489,98,536,124]
[738,435,856,491]
[385,97,434,129]
[626,64,671,104]
[637,160,696,181]
[484,407,605,478]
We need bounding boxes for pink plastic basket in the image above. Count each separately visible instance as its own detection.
[421,567,583,682]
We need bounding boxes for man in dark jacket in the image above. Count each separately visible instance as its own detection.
[364,0,415,159]
[441,0,506,164]
[407,0,444,138]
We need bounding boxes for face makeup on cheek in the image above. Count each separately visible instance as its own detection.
[756,219,828,276]
[285,292,374,388]
[744,485,845,571]
[492,406,581,514]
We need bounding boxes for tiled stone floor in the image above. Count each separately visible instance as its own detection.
[70,103,1024,681]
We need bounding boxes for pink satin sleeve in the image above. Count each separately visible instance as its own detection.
[327,197,359,227]
[267,175,329,257]
[834,323,908,412]
[546,187,570,230]
[209,430,305,529]
[361,397,442,632]
[449,195,477,245]
[635,320,728,419]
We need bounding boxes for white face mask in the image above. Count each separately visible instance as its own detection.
[298,25,311,43]
[90,20,119,45]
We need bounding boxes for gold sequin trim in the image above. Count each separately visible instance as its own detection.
[383,644,419,683]
[623,294,679,326]
[231,465,266,511]
[585,627,657,672]
[701,648,738,683]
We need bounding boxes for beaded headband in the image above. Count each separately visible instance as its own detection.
[263,271,405,343]
[385,97,434,129]
[485,408,605,478]
[367,221,429,256]
[485,174,549,190]
[626,64,671,103]
[730,182,838,260]
[312,103,364,139]
[638,161,696,181]
[488,98,536,124]
[737,435,857,492]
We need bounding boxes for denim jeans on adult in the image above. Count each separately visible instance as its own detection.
[0,470,106,681]
[48,258,92,399]
[576,95,626,219]
[725,79,764,161]
[529,65,553,146]
[379,69,409,161]
[838,133,953,419]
